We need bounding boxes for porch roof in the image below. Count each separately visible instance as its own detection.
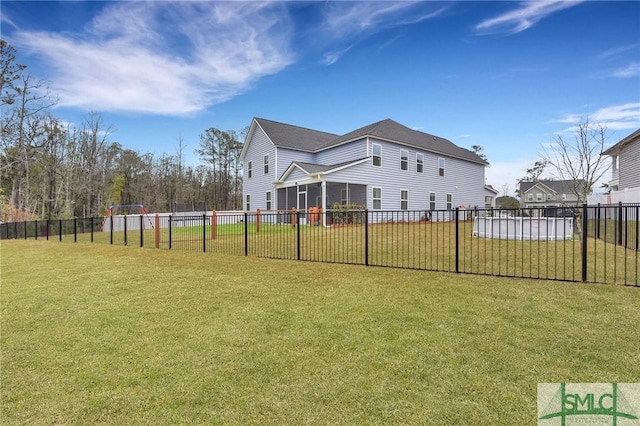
[278,158,369,182]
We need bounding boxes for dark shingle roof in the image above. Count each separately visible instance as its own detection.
[255,118,338,152]
[254,117,487,164]
[520,180,586,194]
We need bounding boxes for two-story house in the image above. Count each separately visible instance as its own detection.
[602,128,640,203]
[518,179,586,216]
[240,117,489,223]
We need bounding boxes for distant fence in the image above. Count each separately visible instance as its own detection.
[1,204,638,287]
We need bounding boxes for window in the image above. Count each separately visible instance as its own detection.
[536,193,543,202]
[561,193,567,201]
[400,150,408,171]
[429,192,436,211]
[245,194,251,211]
[446,193,452,210]
[527,193,534,202]
[372,143,382,166]
[247,161,252,178]
[400,190,408,210]
[264,154,269,174]
[546,193,552,200]
[416,153,424,173]
[438,158,445,176]
[265,191,272,211]
[373,187,382,210]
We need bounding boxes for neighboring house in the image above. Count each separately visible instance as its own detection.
[240,117,489,222]
[518,180,586,215]
[601,128,640,203]
[484,185,499,208]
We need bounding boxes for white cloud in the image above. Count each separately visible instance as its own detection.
[11,2,293,115]
[485,160,534,196]
[475,1,584,35]
[554,103,640,132]
[611,62,640,79]
[322,45,353,66]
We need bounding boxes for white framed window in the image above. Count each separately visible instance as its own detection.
[341,188,348,205]
[446,193,452,210]
[527,193,534,202]
[429,192,436,211]
[245,194,251,211]
[247,161,252,178]
[547,193,552,200]
[372,187,382,210]
[400,149,408,171]
[536,193,543,202]
[416,153,424,173]
[265,191,272,210]
[372,143,382,166]
[264,154,269,174]
[438,158,445,177]
[561,193,567,201]
[400,190,408,210]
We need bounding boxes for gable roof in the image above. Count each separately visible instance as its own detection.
[602,128,640,155]
[519,180,586,195]
[249,117,487,165]
[279,158,370,181]
[254,118,338,152]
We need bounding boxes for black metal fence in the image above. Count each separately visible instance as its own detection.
[2,204,638,286]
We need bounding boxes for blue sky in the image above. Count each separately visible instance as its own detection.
[2,1,639,195]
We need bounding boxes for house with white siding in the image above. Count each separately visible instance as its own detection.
[239,117,489,221]
[602,128,640,203]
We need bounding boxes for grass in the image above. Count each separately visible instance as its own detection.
[1,240,639,424]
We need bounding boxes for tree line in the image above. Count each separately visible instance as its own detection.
[1,41,245,222]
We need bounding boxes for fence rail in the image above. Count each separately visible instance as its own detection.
[2,204,638,286]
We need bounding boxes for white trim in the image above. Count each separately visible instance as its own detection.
[372,187,382,210]
[400,189,409,210]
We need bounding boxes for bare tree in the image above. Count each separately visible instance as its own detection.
[542,119,609,206]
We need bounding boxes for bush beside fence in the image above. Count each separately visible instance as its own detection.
[2,205,638,286]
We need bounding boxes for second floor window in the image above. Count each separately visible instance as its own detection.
[400,150,408,171]
[438,158,445,176]
[536,193,543,202]
[527,193,534,202]
[416,153,424,173]
[264,155,269,174]
[372,143,382,166]
[247,161,252,178]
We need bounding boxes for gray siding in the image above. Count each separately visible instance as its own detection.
[287,167,309,182]
[316,139,368,164]
[276,148,314,179]
[323,137,485,211]
[619,139,640,189]
[243,125,276,211]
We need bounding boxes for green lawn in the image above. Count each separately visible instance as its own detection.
[1,240,639,424]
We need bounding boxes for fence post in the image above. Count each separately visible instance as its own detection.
[124,214,128,246]
[46,219,50,240]
[296,209,301,261]
[635,205,639,252]
[596,203,601,239]
[203,214,206,253]
[35,220,38,240]
[110,215,113,245]
[365,209,369,266]
[168,215,172,250]
[90,217,94,243]
[244,212,248,256]
[211,211,217,240]
[154,214,160,248]
[74,218,77,243]
[59,219,63,242]
[256,209,261,234]
[617,201,623,246]
[581,204,588,282]
[455,207,460,273]
[24,221,27,240]
[140,215,144,247]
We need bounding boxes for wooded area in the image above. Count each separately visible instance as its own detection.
[1,41,245,222]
